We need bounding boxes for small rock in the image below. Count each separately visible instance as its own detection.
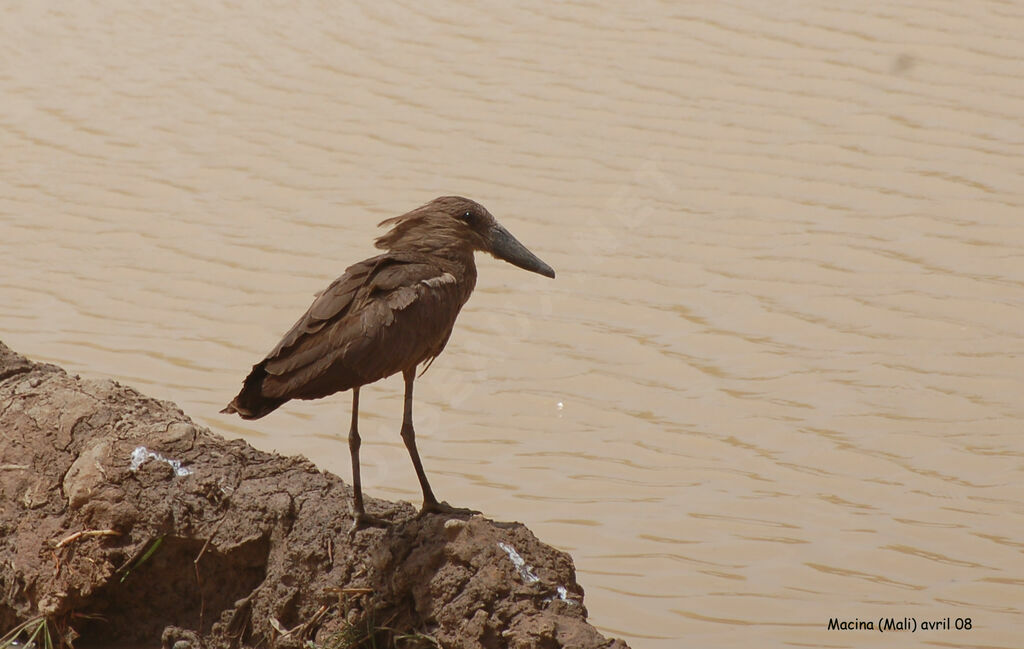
[163,421,197,446]
[444,518,466,539]
[63,440,110,508]
[161,626,201,649]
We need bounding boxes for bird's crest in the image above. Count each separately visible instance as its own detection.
[374,196,488,253]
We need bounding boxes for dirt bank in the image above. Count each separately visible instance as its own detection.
[0,340,628,649]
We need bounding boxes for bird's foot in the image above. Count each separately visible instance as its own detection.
[417,499,479,518]
[349,511,391,536]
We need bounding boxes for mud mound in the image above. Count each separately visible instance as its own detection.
[0,341,628,649]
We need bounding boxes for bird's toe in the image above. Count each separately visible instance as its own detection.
[349,512,392,536]
[417,500,479,518]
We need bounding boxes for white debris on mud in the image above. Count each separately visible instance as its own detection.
[129,446,192,477]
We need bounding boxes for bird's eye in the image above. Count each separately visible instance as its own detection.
[461,211,473,221]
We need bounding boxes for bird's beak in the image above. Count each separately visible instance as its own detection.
[488,223,556,278]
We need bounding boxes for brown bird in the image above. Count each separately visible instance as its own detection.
[222,196,555,528]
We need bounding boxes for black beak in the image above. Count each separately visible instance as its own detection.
[488,223,556,279]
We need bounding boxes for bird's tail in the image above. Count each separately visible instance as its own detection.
[221,363,288,420]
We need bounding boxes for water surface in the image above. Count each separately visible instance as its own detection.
[2,2,1023,646]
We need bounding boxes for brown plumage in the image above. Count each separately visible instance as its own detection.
[222,196,554,527]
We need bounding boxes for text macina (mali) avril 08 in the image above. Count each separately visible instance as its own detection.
[828,617,972,632]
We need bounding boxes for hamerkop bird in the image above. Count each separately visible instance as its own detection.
[222,196,555,528]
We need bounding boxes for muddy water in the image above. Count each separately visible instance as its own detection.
[2,2,1023,646]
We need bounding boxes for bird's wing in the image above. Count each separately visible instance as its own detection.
[262,255,380,360]
[258,254,465,398]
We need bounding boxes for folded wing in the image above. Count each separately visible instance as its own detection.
[223,253,470,418]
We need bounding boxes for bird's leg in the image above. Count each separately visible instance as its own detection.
[348,387,389,532]
[401,368,477,517]
[400,368,440,510]
[349,387,366,515]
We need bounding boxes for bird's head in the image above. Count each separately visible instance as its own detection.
[376,196,556,278]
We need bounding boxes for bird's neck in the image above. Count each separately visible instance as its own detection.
[434,246,478,284]
[388,242,478,284]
